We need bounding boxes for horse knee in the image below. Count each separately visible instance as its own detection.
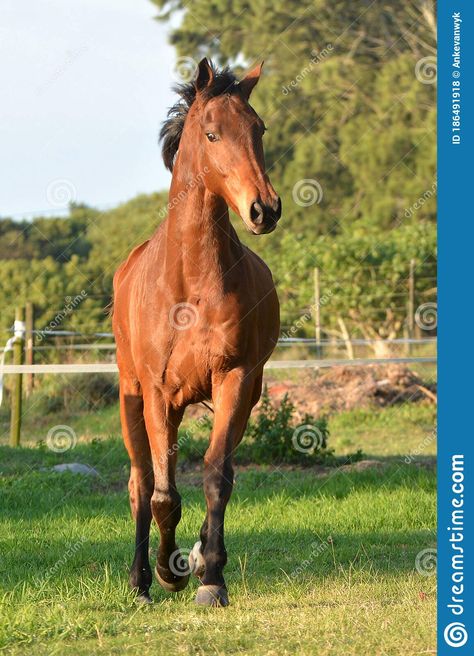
[151,486,182,528]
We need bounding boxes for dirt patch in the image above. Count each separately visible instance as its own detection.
[265,364,436,419]
[184,365,436,422]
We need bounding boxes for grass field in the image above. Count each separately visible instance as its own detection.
[0,401,436,655]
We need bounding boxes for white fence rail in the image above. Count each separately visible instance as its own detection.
[1,356,436,375]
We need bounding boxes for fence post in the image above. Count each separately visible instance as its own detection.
[25,302,34,397]
[407,259,416,355]
[10,307,25,447]
[313,267,322,358]
[337,316,354,360]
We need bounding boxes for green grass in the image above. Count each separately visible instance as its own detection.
[0,403,436,655]
[330,404,436,459]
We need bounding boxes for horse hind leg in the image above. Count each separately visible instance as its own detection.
[120,378,154,602]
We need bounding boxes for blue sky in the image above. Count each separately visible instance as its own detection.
[0,0,180,218]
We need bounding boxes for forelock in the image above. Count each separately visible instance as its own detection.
[159,62,238,171]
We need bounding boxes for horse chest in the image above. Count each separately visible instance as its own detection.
[181,294,251,359]
[155,324,246,407]
[158,294,251,389]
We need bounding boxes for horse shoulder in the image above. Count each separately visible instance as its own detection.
[113,240,150,292]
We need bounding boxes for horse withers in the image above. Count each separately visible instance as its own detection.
[112,58,281,607]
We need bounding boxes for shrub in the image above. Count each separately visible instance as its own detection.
[176,388,332,466]
[25,373,118,415]
[245,388,331,465]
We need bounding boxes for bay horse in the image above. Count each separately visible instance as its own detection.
[112,58,281,607]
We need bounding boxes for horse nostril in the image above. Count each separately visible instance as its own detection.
[250,201,264,225]
[273,196,282,219]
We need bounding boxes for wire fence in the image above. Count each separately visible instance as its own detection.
[0,322,437,447]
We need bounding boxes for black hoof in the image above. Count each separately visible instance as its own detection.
[155,564,190,592]
[135,590,153,605]
[195,585,229,607]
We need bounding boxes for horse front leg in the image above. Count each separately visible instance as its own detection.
[193,368,255,607]
[142,388,189,593]
[119,377,154,603]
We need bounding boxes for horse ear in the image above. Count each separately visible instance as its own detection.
[239,61,264,100]
[195,58,214,92]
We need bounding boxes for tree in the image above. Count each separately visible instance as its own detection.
[151,0,436,233]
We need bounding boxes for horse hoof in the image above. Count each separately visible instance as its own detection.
[195,585,229,607]
[135,591,153,605]
[155,565,190,593]
[189,541,205,578]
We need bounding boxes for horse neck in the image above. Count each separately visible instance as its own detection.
[162,165,243,295]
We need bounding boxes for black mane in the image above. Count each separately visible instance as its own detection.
[159,62,238,171]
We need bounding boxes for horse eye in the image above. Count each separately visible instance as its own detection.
[206,132,219,142]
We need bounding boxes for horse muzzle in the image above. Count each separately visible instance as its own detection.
[248,197,282,234]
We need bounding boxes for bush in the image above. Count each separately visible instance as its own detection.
[25,373,118,415]
[245,388,331,465]
[177,388,332,466]
[64,373,118,410]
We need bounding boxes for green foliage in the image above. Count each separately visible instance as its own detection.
[152,0,436,232]
[0,204,93,261]
[0,200,436,343]
[258,220,436,342]
[0,193,168,338]
[246,387,330,464]
[19,374,119,416]
[84,192,168,289]
[178,388,332,465]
